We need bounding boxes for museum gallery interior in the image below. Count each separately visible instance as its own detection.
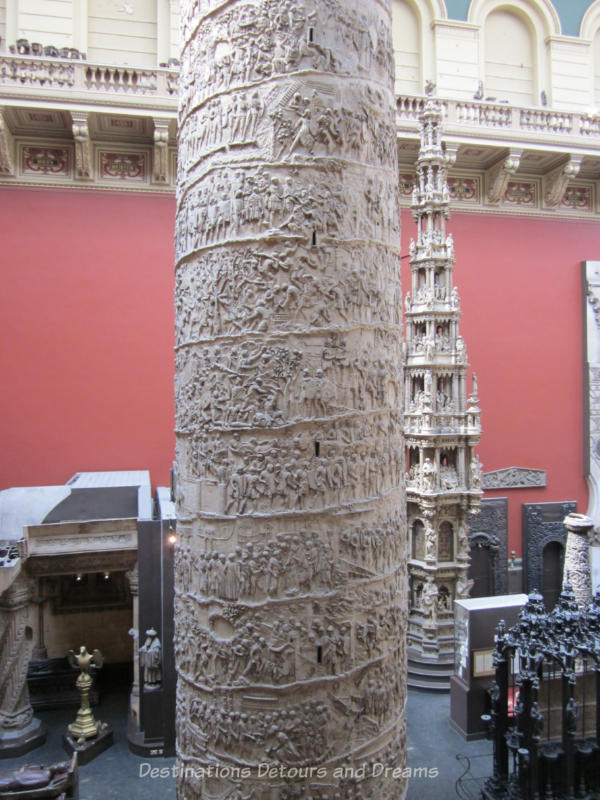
[3,0,600,798]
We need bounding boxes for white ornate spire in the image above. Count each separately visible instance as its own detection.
[404,97,482,686]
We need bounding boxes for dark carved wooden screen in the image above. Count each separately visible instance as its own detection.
[470,545,494,598]
[542,540,564,610]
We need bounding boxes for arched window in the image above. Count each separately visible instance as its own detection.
[391,0,421,95]
[484,8,535,105]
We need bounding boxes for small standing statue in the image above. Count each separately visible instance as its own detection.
[66,646,107,744]
[139,628,162,690]
[421,578,439,624]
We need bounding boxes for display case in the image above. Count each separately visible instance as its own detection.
[450,594,527,739]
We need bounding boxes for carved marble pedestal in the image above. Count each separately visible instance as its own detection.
[174,2,406,798]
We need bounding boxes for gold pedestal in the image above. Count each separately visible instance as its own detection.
[68,672,104,743]
[63,646,113,763]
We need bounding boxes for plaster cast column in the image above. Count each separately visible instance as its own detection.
[126,565,140,723]
[0,573,46,756]
[175,2,406,797]
[563,513,593,606]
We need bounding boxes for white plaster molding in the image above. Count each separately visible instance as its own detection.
[71,111,92,181]
[152,117,170,184]
[0,109,15,176]
[0,54,178,115]
[444,142,459,166]
[580,0,600,40]
[467,0,561,38]
[486,150,522,204]
[418,0,447,20]
[431,19,479,32]
[543,154,582,208]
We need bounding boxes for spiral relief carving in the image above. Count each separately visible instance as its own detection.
[175,2,407,797]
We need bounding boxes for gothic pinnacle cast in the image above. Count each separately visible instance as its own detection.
[404,96,482,687]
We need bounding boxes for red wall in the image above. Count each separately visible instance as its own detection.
[0,187,597,554]
[402,209,596,554]
[0,187,176,490]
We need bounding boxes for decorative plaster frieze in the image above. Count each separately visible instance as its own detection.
[562,183,594,211]
[26,550,137,576]
[20,143,71,178]
[26,520,138,559]
[504,180,538,205]
[1,74,600,214]
[98,150,147,182]
[482,467,546,489]
[447,175,480,203]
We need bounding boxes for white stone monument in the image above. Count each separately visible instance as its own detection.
[174,1,407,798]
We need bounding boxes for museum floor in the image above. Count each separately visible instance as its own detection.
[0,689,491,799]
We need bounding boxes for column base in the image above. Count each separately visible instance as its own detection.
[0,717,47,758]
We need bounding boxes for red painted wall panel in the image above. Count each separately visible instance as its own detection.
[0,186,597,555]
[402,209,596,554]
[0,187,176,489]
